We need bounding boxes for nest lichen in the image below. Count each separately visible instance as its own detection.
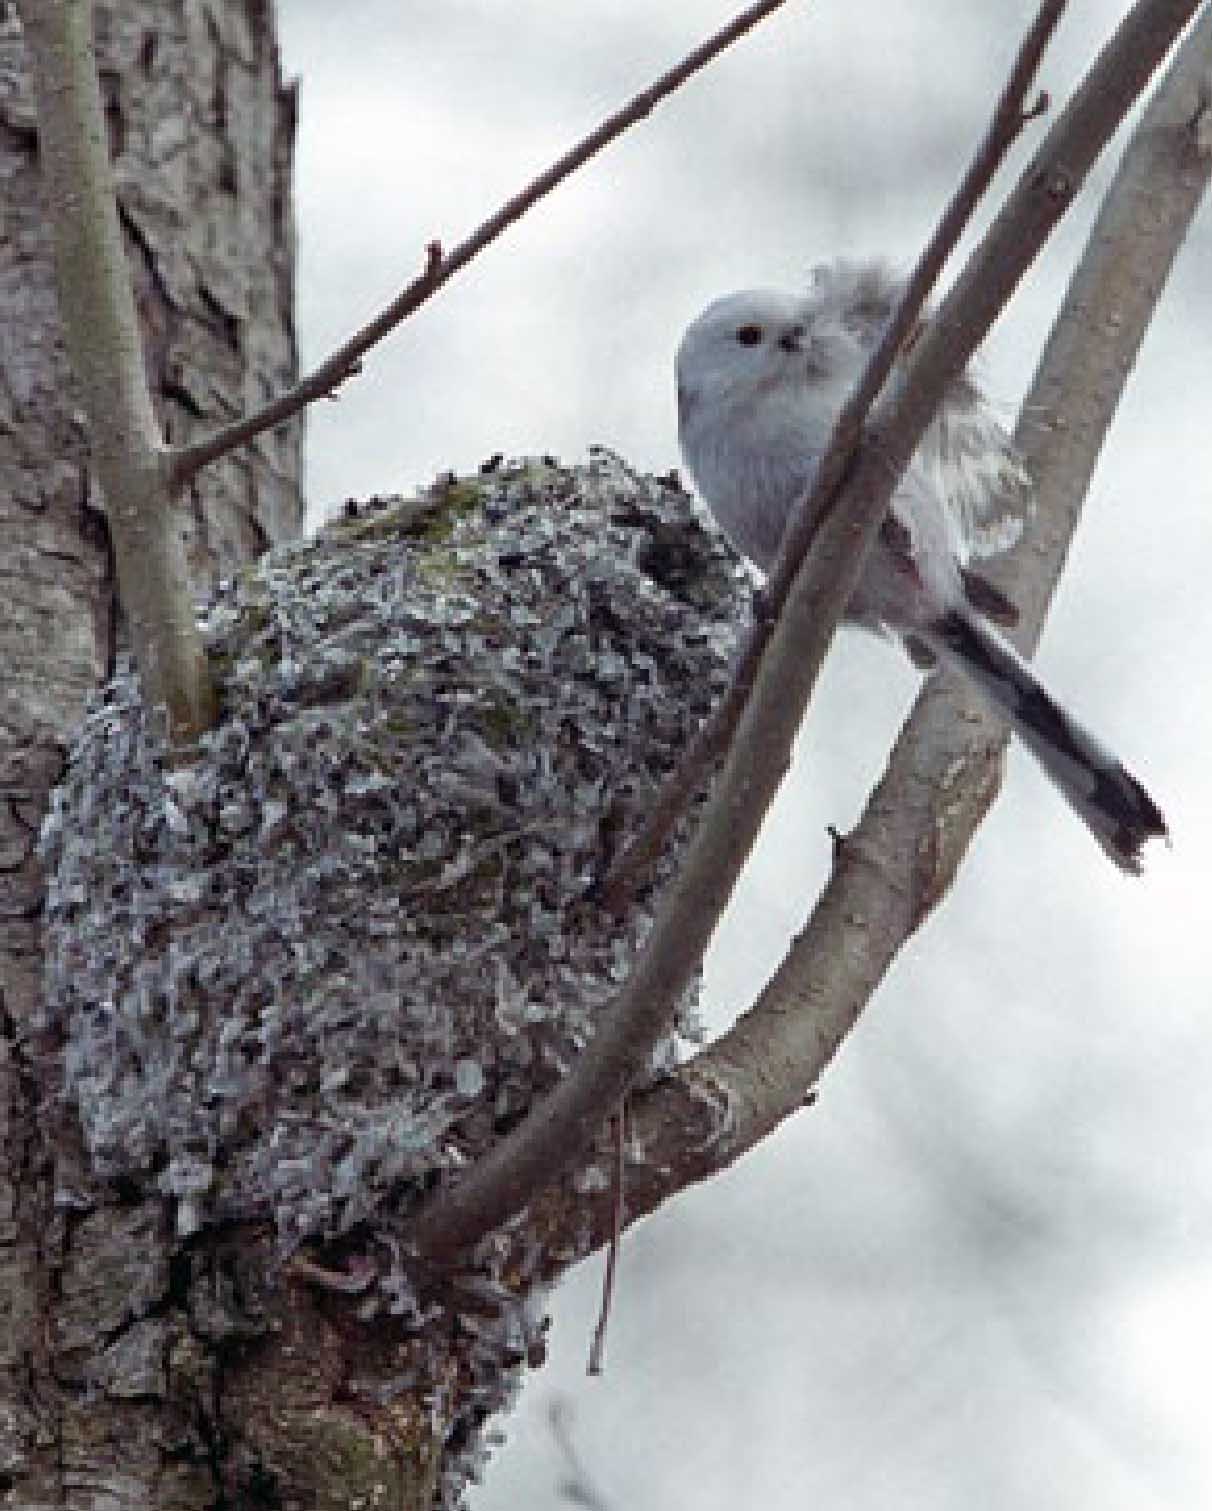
[40,451,744,1260]
[40,450,747,1504]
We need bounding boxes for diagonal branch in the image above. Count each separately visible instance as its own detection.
[20,0,216,740]
[598,0,1066,915]
[531,0,1212,1268]
[409,0,1087,1261]
[167,0,793,489]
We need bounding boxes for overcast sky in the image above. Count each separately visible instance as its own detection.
[278,6,1211,1508]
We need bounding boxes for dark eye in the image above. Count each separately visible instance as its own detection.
[735,324,763,347]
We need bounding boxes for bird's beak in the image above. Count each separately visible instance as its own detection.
[778,323,806,354]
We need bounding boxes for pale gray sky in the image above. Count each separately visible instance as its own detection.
[279,6,1211,1508]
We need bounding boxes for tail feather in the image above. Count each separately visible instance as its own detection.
[927,610,1167,875]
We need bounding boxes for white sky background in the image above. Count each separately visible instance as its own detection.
[278,5,1211,1508]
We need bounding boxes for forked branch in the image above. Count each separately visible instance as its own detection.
[411,0,1128,1261]
[525,0,1208,1263]
[532,0,1212,1266]
[599,0,1067,913]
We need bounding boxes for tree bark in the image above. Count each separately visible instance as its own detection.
[0,1,299,1503]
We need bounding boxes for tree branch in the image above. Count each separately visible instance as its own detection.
[1006,3,1212,649]
[167,0,794,489]
[598,0,1067,914]
[533,0,1212,1267]
[20,0,216,739]
[409,0,1080,1261]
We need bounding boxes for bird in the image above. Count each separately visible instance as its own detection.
[675,257,1167,873]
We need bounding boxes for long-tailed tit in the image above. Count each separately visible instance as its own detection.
[676,259,1166,873]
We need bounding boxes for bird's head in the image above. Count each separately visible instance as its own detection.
[676,285,864,435]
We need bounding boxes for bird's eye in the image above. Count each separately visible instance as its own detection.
[734,324,763,347]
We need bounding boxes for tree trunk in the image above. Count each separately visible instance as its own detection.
[0,1,300,1503]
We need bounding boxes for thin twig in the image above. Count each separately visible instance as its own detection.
[167,0,793,489]
[586,1101,627,1377]
[597,0,1067,914]
[410,1,1078,1263]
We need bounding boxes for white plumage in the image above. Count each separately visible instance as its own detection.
[676,258,1166,873]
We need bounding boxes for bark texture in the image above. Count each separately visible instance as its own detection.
[0,1,299,1504]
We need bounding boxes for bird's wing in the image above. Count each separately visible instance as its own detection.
[807,257,1031,559]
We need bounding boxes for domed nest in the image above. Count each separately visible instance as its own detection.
[40,451,744,1261]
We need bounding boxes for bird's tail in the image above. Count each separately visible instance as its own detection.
[925,609,1167,874]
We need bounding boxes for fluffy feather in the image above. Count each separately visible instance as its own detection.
[676,259,1167,872]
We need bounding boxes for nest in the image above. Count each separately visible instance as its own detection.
[40,451,743,1259]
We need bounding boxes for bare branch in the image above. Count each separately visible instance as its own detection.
[1007,10,1212,648]
[599,0,1068,914]
[408,0,1083,1262]
[586,1104,626,1377]
[533,0,1212,1266]
[20,0,216,739]
[167,0,794,489]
